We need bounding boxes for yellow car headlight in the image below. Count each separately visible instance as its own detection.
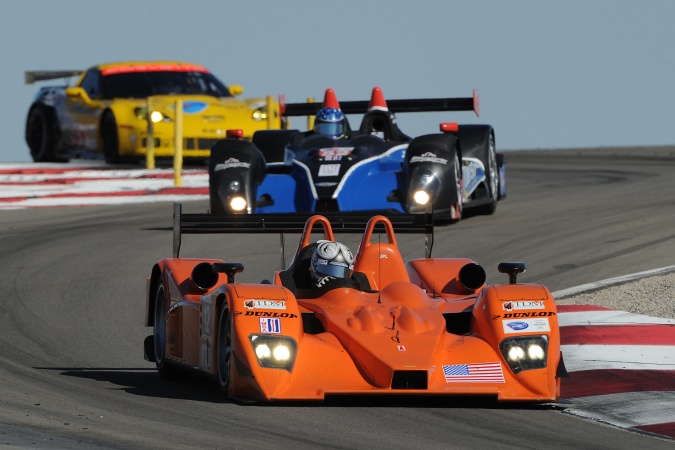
[134,107,169,123]
[252,108,268,121]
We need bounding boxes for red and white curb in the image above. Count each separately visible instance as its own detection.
[0,163,208,209]
[556,289,675,439]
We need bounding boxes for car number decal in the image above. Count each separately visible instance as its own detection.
[318,164,341,177]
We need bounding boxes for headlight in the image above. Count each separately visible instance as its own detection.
[500,335,548,374]
[150,111,165,123]
[230,196,247,211]
[134,107,169,123]
[413,190,430,205]
[252,108,268,121]
[228,180,241,192]
[250,335,297,371]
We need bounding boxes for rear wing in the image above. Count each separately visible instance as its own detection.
[172,203,435,264]
[283,89,479,117]
[25,70,82,84]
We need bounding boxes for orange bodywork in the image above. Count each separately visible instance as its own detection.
[145,215,562,402]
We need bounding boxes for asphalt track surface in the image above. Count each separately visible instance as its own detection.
[0,147,674,449]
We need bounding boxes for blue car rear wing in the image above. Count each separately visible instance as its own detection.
[172,203,435,264]
[283,90,479,117]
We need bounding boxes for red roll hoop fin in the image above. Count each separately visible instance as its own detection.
[322,88,341,110]
[368,87,389,112]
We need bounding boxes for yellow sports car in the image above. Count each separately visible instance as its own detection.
[24,61,282,163]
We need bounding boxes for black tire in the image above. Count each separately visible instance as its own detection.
[153,281,181,379]
[25,105,67,162]
[101,112,120,164]
[450,149,464,221]
[474,133,498,215]
[216,306,232,395]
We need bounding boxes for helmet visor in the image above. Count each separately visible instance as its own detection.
[314,121,344,137]
[314,260,352,279]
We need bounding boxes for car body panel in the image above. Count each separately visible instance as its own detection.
[144,207,563,403]
[25,61,281,162]
[209,88,505,220]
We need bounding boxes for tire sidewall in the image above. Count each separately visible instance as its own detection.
[102,112,120,163]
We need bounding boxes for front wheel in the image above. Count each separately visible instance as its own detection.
[101,112,120,164]
[153,281,180,379]
[216,306,232,395]
[474,133,498,215]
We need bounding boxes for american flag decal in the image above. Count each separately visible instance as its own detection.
[443,362,505,383]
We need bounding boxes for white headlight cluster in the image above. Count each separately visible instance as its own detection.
[500,335,549,374]
[250,335,297,371]
[229,196,247,211]
[134,107,169,123]
[252,108,268,121]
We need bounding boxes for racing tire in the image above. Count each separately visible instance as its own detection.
[447,149,463,224]
[26,105,68,163]
[101,112,121,164]
[216,306,232,395]
[153,281,181,379]
[474,133,498,215]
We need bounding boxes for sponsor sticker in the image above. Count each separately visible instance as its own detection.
[502,318,551,334]
[318,164,341,177]
[214,158,251,171]
[398,345,406,351]
[260,318,281,334]
[182,101,208,114]
[244,299,286,310]
[245,311,298,318]
[443,362,505,383]
[319,148,353,157]
[502,301,545,311]
[502,311,555,318]
[409,152,447,165]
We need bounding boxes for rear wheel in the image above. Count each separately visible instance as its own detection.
[26,106,67,162]
[216,306,232,395]
[101,112,120,163]
[153,281,180,379]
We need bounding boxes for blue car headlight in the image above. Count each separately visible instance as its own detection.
[499,335,548,374]
[249,335,297,372]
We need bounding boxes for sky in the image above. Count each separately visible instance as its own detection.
[1,0,674,163]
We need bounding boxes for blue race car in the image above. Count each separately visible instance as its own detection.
[208,87,505,222]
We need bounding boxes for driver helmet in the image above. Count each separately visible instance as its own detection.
[309,240,354,287]
[313,107,346,138]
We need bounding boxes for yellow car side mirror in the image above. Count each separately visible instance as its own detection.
[229,85,244,96]
[65,87,86,98]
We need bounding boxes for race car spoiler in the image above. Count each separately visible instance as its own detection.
[283,89,479,117]
[172,203,435,262]
[24,70,82,84]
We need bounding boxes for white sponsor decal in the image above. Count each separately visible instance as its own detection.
[502,301,545,311]
[318,164,341,177]
[214,158,251,171]
[244,299,286,310]
[410,152,447,164]
[502,318,551,334]
[319,148,353,158]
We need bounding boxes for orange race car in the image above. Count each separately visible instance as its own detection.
[143,204,568,402]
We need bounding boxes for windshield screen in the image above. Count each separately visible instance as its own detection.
[101,71,231,99]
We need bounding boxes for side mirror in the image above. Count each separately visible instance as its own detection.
[498,262,527,284]
[65,86,86,98]
[228,85,244,96]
